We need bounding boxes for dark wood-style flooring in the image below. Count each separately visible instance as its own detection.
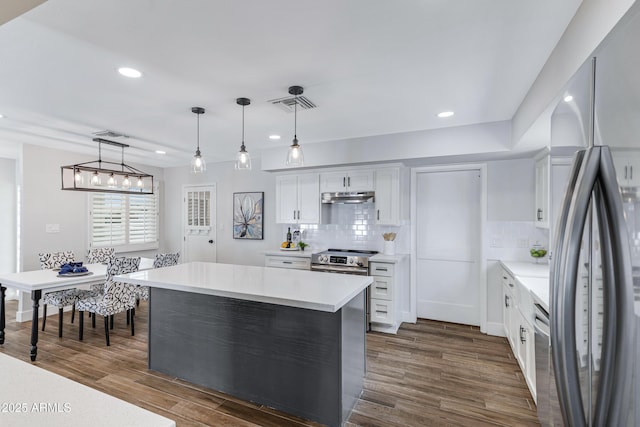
[0,300,539,426]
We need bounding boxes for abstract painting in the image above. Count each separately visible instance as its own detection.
[233,192,264,239]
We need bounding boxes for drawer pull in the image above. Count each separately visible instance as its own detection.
[508,282,514,288]
[376,267,388,272]
[502,276,508,280]
[376,287,388,290]
[376,310,388,314]
[282,261,293,264]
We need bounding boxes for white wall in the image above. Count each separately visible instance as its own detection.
[163,157,279,267]
[0,157,17,274]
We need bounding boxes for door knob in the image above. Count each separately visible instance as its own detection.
[208,240,214,244]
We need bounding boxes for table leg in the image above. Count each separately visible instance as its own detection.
[0,285,6,345]
[30,290,42,361]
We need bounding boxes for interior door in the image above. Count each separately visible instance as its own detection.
[183,185,217,262]
[415,168,481,325]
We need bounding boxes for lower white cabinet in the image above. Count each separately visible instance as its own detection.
[369,256,408,334]
[501,267,536,402]
[264,254,310,270]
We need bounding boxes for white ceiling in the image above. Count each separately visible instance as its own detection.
[0,0,582,168]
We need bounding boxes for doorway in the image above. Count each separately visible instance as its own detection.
[412,165,486,327]
[182,184,217,263]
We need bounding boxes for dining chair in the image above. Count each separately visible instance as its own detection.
[135,252,180,304]
[76,279,137,346]
[39,251,78,338]
[87,247,116,264]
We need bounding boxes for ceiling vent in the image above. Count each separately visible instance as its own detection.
[268,95,317,113]
[92,130,129,138]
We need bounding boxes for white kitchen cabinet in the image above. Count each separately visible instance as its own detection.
[369,256,408,334]
[612,150,640,187]
[501,267,536,402]
[264,254,310,270]
[374,168,400,225]
[275,173,320,224]
[320,170,374,193]
[534,155,550,228]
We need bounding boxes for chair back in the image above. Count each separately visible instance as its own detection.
[106,257,141,281]
[39,251,76,270]
[87,247,116,264]
[153,252,180,269]
[102,280,137,311]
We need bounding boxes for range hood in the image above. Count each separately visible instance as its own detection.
[321,191,375,204]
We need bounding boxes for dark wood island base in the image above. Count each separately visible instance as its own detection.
[148,287,366,427]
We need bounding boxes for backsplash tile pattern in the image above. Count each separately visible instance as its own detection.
[282,203,410,253]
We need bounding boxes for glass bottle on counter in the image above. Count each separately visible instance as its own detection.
[286,227,292,243]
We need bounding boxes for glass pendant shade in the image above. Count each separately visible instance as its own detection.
[286,139,304,166]
[235,145,251,170]
[234,97,252,170]
[191,107,206,174]
[191,149,206,173]
[286,85,304,167]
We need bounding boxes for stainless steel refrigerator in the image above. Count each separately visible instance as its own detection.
[547,6,640,426]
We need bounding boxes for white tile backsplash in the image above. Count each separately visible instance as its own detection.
[282,203,410,254]
[486,221,550,262]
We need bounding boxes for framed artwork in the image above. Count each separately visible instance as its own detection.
[233,192,264,239]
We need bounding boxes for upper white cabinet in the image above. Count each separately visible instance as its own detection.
[534,155,550,229]
[320,170,374,193]
[612,150,640,188]
[374,168,400,225]
[275,173,320,224]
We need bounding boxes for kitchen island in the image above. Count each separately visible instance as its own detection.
[117,262,372,427]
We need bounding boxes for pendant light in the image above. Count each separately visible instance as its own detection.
[286,85,304,167]
[235,97,252,170]
[190,107,206,173]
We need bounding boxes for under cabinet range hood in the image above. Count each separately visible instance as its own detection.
[321,191,375,204]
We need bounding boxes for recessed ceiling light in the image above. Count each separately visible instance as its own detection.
[437,111,454,118]
[0,114,4,118]
[118,67,142,78]
[563,95,573,102]
[269,134,281,140]
[155,150,166,155]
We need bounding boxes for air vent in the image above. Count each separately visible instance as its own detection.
[268,95,317,113]
[92,130,129,138]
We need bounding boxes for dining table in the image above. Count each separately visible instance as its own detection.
[0,258,154,361]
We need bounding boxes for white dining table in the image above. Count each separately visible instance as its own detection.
[0,258,154,361]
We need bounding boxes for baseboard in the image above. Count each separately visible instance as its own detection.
[16,305,73,323]
[401,311,416,324]
[370,323,400,334]
[486,321,506,337]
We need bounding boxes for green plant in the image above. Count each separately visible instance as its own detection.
[298,242,308,251]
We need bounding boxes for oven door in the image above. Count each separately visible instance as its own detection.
[310,264,369,275]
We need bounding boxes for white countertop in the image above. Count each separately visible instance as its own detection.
[370,253,409,263]
[500,260,550,312]
[0,353,175,427]
[117,262,373,313]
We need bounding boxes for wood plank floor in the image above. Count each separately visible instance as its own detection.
[0,300,539,426]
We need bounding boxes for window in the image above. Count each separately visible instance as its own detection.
[89,190,159,252]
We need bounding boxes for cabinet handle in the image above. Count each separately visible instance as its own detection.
[377,209,380,220]
[343,177,346,188]
[348,176,351,187]
[293,210,296,220]
[377,287,388,290]
[537,208,543,221]
[625,165,628,180]
[505,295,510,308]
[376,310,388,314]
[376,267,388,271]
[520,325,527,344]
[502,276,508,280]
[282,261,293,264]
[508,282,514,288]
[631,166,633,181]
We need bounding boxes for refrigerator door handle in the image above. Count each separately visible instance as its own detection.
[595,147,635,426]
[553,147,600,427]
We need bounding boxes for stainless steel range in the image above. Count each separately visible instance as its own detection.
[310,249,378,275]
[311,249,378,330]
